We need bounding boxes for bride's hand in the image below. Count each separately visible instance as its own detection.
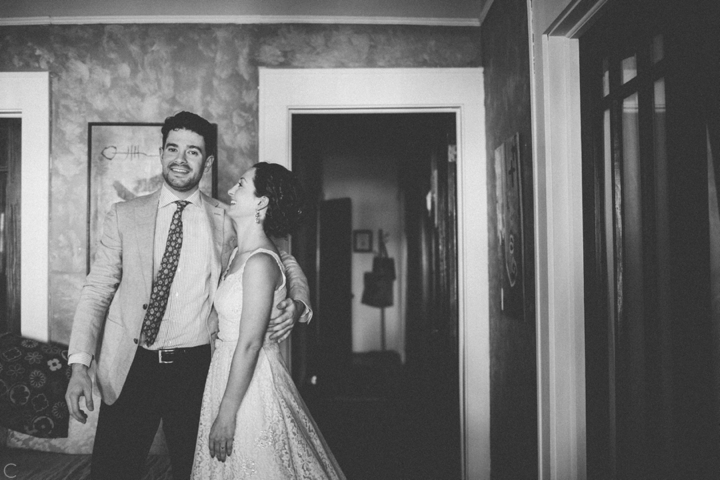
[209,408,236,462]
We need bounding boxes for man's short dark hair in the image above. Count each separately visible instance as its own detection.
[161,111,216,158]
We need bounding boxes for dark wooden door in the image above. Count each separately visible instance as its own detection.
[316,198,353,388]
[0,119,21,334]
[581,1,720,477]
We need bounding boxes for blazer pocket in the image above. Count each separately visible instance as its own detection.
[105,314,125,328]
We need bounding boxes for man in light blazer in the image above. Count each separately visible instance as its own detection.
[65,111,312,480]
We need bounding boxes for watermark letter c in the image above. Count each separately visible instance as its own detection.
[3,463,17,479]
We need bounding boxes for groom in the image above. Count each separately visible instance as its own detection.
[65,111,312,480]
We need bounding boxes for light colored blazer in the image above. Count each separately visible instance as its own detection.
[69,189,310,405]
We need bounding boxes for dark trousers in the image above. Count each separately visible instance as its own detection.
[91,344,211,480]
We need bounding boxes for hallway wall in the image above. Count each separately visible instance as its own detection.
[323,147,405,358]
[481,0,536,477]
[0,23,480,343]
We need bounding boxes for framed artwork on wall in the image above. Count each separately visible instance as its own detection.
[353,229,373,253]
[494,132,525,320]
[86,122,217,271]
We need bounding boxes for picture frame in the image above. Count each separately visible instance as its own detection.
[353,229,373,253]
[494,132,525,320]
[87,122,217,271]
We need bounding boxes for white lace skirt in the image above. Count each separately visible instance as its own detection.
[191,340,346,480]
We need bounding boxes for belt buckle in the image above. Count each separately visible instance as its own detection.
[158,349,175,364]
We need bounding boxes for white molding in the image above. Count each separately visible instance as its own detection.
[478,0,496,28]
[545,0,609,38]
[542,34,587,480]
[0,15,481,27]
[259,67,488,480]
[526,3,553,478]
[0,72,50,343]
[530,0,608,478]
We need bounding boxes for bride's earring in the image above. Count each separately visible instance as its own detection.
[255,209,261,224]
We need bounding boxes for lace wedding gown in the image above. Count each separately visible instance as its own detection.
[191,248,345,479]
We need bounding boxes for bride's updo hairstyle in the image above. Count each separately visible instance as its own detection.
[252,162,306,238]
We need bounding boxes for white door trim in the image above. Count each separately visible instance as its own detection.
[259,67,489,479]
[528,0,609,478]
[0,72,50,342]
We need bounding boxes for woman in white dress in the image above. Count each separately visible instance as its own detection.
[191,162,345,479]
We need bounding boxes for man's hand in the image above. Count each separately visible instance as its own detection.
[210,330,218,356]
[268,298,305,342]
[65,364,94,424]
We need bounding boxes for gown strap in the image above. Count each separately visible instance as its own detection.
[222,247,239,281]
[239,248,287,292]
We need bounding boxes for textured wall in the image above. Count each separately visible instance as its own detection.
[481,0,537,477]
[0,23,480,343]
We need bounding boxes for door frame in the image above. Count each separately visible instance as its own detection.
[259,67,488,479]
[0,72,50,342]
[527,0,609,478]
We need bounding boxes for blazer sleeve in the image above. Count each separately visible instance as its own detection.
[279,251,313,323]
[68,204,124,361]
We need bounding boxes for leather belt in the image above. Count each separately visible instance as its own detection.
[139,345,207,364]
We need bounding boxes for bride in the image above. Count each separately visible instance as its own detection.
[191,162,345,479]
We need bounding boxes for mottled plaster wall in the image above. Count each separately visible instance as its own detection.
[481,0,536,476]
[0,23,480,343]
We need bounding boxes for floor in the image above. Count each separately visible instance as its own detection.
[1,352,461,480]
[302,351,461,480]
[0,449,172,479]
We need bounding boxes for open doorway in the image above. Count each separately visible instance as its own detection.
[0,72,50,342]
[290,113,459,479]
[0,118,21,334]
[258,67,489,479]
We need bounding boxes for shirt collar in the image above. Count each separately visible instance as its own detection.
[158,184,202,209]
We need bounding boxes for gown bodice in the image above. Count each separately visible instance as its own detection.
[213,247,287,345]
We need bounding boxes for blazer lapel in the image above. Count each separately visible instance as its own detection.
[133,190,161,293]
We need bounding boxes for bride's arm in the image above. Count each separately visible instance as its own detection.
[207,253,280,462]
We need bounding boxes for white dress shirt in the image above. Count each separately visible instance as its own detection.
[143,186,214,349]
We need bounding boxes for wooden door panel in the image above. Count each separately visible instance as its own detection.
[317,198,353,385]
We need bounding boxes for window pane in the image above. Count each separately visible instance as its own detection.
[652,35,664,64]
[622,93,641,212]
[622,94,641,188]
[653,79,666,165]
[653,78,668,252]
[623,94,640,153]
[622,93,641,225]
[622,55,637,84]
[622,93,642,331]
[604,108,616,321]
[603,57,610,96]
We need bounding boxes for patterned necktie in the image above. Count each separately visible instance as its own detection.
[141,200,189,346]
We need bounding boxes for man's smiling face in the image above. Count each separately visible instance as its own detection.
[159,128,214,198]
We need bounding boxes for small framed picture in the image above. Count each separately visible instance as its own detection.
[353,230,373,253]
